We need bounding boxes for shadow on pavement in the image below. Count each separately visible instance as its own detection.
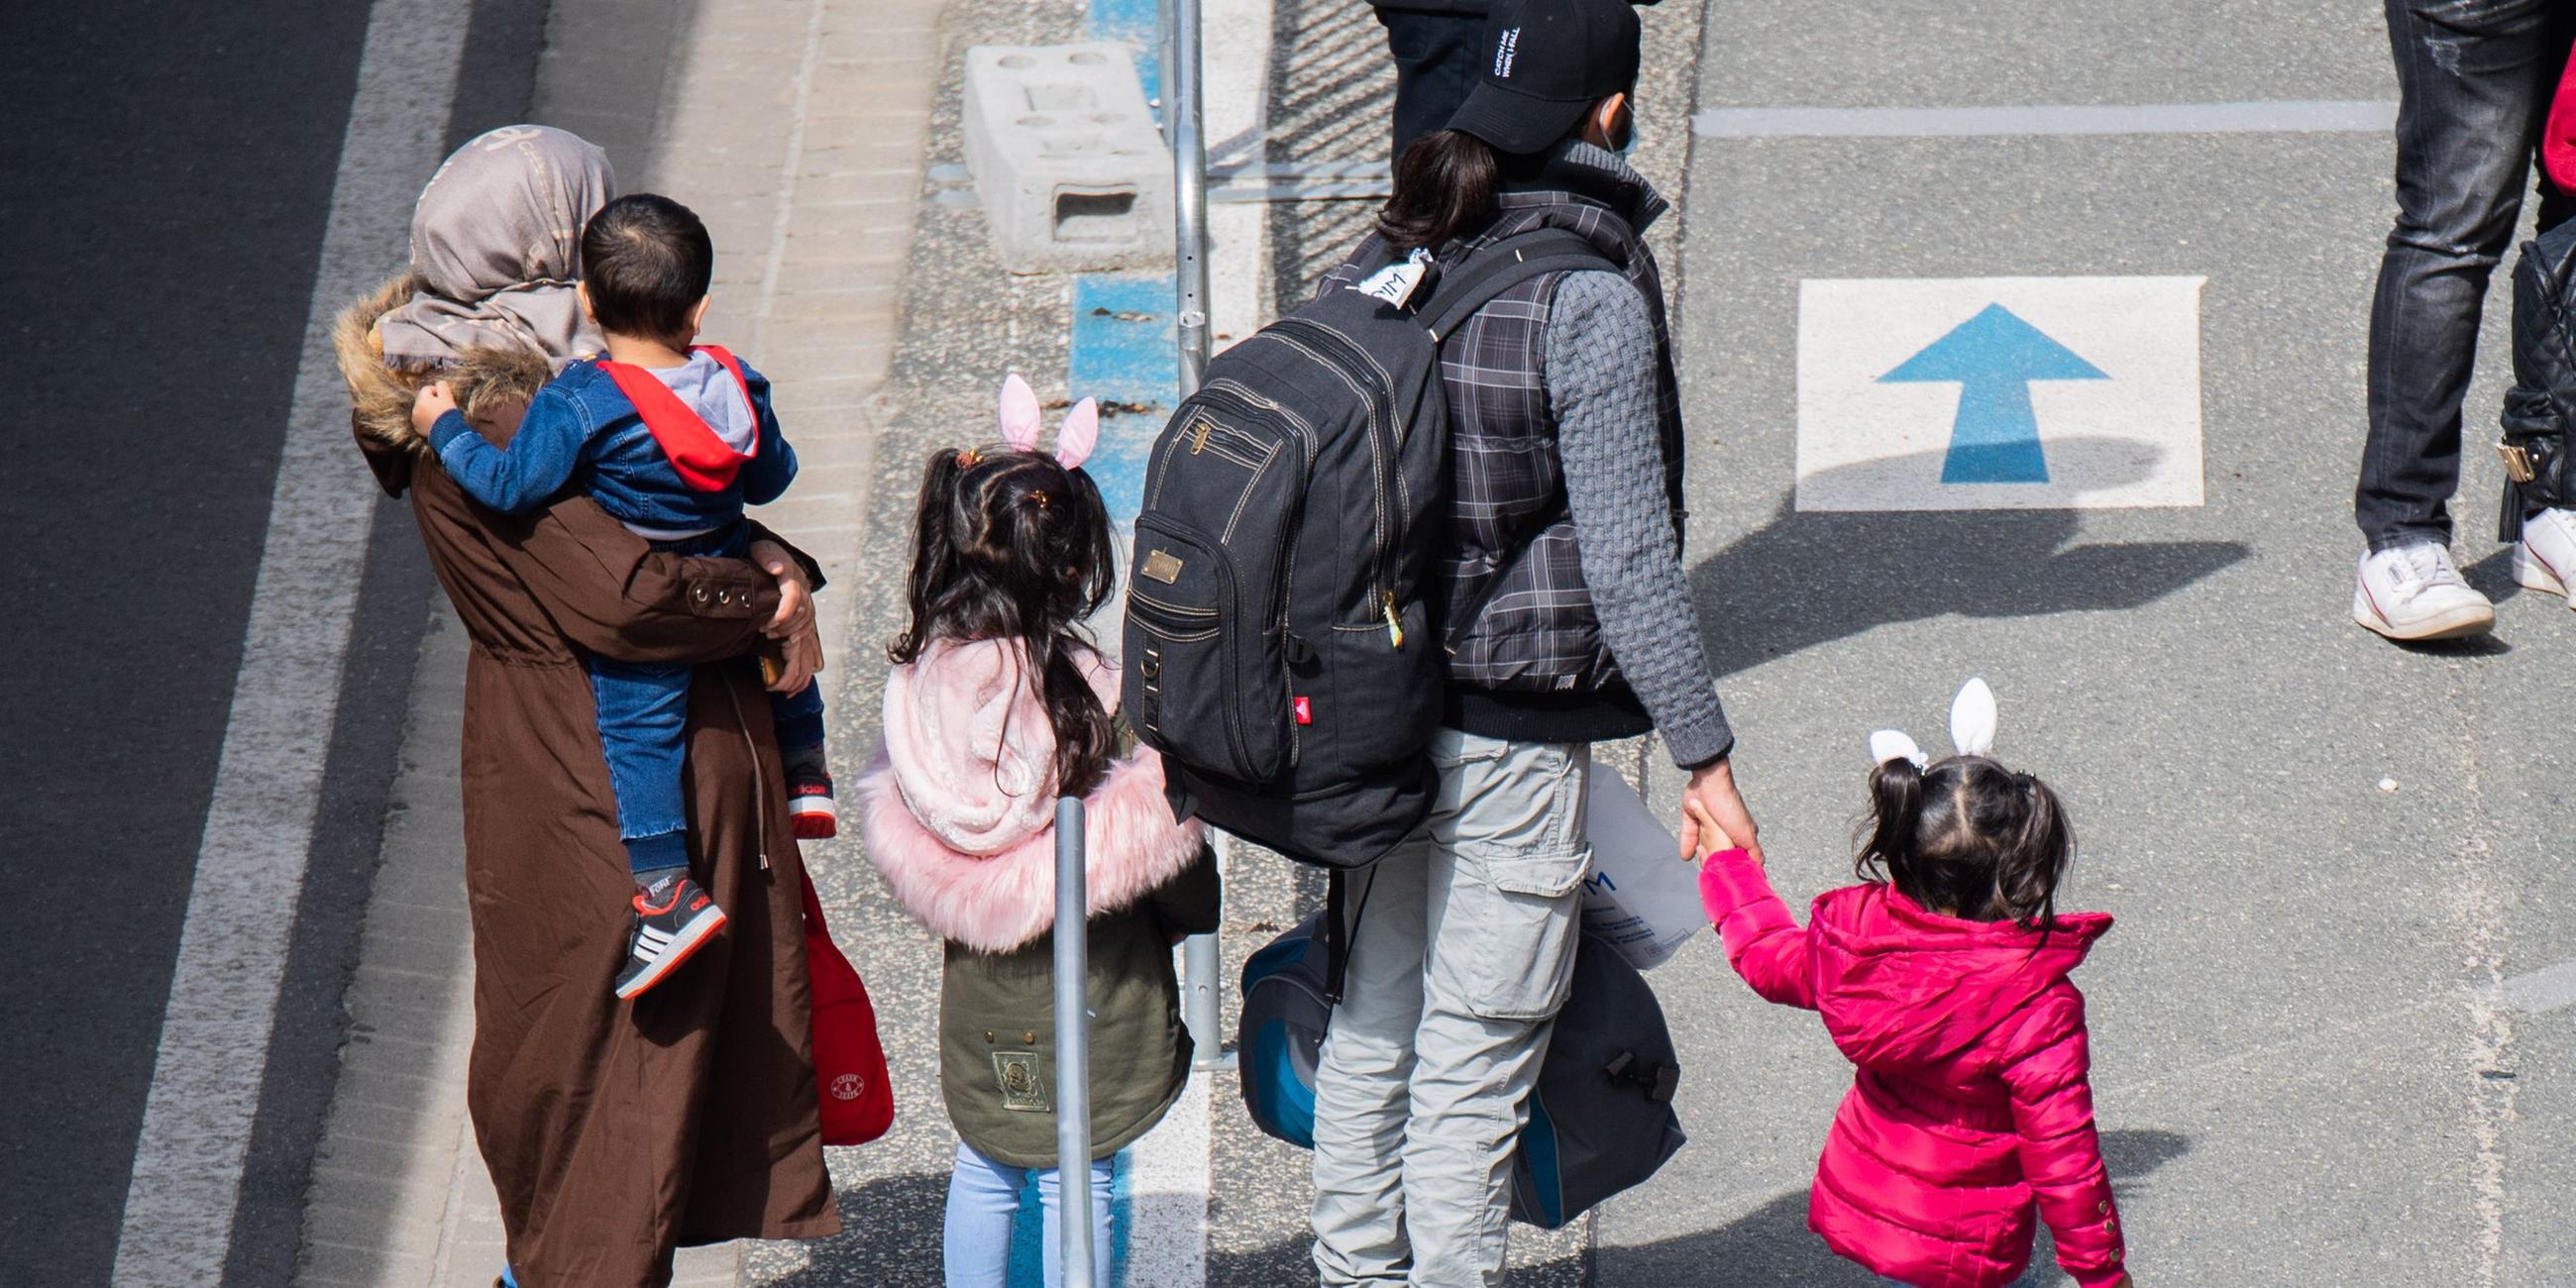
[1688,444,2250,679]
[1601,1127,2192,1286]
[764,1171,949,1287]
[1191,1129,2190,1286]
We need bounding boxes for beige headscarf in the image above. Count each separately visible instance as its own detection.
[376,125,614,371]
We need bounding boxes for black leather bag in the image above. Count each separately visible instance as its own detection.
[2499,218,2576,538]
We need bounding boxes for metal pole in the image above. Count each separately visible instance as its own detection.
[1169,0,1213,393]
[1053,797,1096,1288]
[1166,0,1232,1074]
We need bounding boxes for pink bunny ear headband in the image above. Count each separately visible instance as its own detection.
[1868,677,1998,773]
[969,373,1098,472]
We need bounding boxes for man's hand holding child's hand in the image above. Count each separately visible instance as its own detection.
[411,379,459,435]
[1678,757,1764,867]
[1684,799,1760,868]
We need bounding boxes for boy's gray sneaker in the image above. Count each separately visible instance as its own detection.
[614,875,727,1000]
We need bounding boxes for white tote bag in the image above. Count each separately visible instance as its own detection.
[1579,770,1705,971]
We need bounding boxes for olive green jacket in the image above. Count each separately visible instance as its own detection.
[939,846,1220,1165]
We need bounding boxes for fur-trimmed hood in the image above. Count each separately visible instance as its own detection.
[334,273,553,496]
[857,639,1202,953]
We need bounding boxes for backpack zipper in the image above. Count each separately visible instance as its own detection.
[1264,322,1405,648]
[1196,380,1314,549]
[1189,376,1319,769]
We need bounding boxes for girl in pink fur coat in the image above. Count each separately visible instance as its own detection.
[1693,681,2132,1288]
[856,378,1214,1288]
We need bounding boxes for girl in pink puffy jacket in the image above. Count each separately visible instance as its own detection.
[1693,680,2131,1288]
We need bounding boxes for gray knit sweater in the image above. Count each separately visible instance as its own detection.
[1543,270,1732,768]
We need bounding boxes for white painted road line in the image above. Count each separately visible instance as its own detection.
[1692,99,2398,139]
[1125,1073,1214,1285]
[1795,275,2206,512]
[2494,960,2576,1018]
[110,1,464,1282]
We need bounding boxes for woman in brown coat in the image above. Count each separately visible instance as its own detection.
[332,126,839,1286]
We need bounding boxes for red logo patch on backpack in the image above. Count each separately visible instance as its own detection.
[1293,696,1313,725]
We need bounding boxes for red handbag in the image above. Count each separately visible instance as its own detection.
[801,869,894,1145]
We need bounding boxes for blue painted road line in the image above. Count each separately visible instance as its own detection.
[1076,0,1181,536]
[1071,275,1179,526]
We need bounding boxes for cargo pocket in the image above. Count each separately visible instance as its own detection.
[1433,738,1592,1022]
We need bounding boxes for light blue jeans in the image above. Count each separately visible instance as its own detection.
[943,1139,1114,1287]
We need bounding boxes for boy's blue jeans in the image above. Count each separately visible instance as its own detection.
[942,1140,1113,1288]
[590,524,825,876]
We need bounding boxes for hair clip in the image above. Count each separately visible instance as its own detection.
[955,447,983,469]
[1028,489,1051,509]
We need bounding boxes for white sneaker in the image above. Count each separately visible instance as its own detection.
[2515,507,2576,603]
[2352,542,2495,641]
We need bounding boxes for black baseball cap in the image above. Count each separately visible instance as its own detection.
[1444,0,1642,156]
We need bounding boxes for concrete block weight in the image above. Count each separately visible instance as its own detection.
[961,43,1172,273]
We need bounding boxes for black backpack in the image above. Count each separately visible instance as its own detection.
[1122,229,1616,870]
[1237,912,1686,1230]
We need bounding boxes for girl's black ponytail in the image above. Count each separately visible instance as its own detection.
[1993,771,2073,932]
[1854,758,1926,885]
[890,448,971,665]
[995,463,1115,799]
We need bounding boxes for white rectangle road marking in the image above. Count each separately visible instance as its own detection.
[2495,959,2576,1017]
[111,0,464,1282]
[1694,100,2397,139]
[1796,275,2207,512]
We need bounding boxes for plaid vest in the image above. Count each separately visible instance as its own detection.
[1422,190,1685,694]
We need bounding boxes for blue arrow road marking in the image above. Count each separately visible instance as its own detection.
[1878,302,2107,484]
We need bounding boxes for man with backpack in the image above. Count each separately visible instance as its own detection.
[1124,0,1747,1275]
[1314,1,1752,1280]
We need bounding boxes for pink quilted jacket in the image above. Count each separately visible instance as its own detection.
[1700,850,2128,1288]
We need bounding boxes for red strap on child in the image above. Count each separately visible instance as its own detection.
[593,345,762,493]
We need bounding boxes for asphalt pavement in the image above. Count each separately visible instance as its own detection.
[1638,2,2576,1283]
[27,0,2576,1284]
[0,1,543,1281]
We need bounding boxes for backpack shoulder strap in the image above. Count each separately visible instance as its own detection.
[1420,228,1621,343]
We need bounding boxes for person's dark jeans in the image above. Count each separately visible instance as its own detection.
[1377,7,1485,162]
[2359,0,2576,550]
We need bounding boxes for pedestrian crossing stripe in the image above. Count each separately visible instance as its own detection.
[1794,275,2206,511]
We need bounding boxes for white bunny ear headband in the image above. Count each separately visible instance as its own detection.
[976,373,1098,472]
[1868,677,1998,772]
